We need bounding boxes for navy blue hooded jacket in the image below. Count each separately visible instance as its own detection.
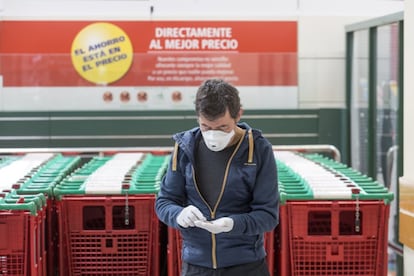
[155,122,279,269]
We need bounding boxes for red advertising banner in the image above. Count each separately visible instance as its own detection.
[0,21,297,87]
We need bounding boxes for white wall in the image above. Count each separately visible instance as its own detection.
[0,0,404,109]
[298,15,366,108]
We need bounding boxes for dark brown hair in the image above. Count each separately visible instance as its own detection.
[194,79,241,121]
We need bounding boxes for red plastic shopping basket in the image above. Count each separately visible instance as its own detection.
[276,200,390,276]
[167,227,274,275]
[57,195,160,276]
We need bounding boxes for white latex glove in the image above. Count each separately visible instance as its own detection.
[176,205,206,228]
[194,217,234,234]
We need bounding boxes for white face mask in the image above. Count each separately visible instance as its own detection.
[201,129,235,152]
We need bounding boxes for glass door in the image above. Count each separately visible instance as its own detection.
[376,22,402,275]
[350,29,370,175]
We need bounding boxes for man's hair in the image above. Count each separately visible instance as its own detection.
[195,79,241,121]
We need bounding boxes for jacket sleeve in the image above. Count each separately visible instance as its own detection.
[155,146,187,229]
[230,138,279,235]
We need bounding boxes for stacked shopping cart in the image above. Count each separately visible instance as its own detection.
[275,151,393,276]
[53,152,169,276]
[0,153,80,276]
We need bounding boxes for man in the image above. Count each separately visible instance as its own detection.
[155,79,279,276]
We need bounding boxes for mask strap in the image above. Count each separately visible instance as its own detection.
[247,129,254,163]
[172,142,179,171]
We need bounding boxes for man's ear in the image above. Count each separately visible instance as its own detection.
[237,109,244,122]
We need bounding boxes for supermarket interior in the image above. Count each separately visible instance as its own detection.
[0,0,413,275]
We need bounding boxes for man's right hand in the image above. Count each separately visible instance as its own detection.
[176,205,206,228]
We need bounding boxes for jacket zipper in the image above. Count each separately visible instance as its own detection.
[192,130,246,269]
